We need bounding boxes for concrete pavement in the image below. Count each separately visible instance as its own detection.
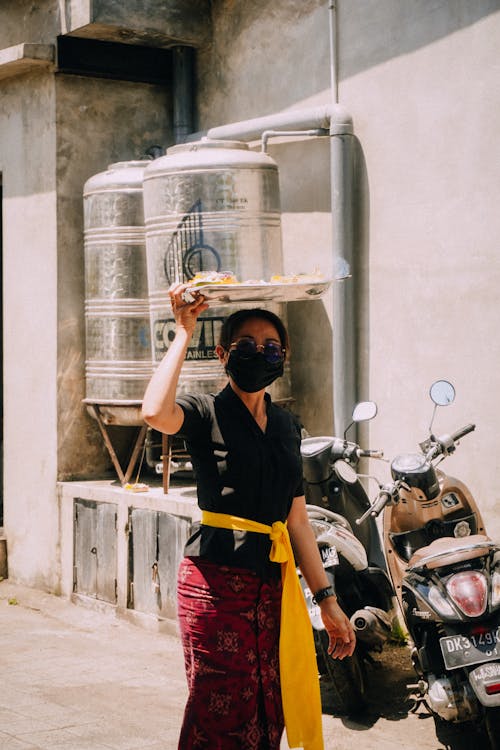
[0,580,443,749]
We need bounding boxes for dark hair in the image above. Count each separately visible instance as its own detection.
[218,308,290,353]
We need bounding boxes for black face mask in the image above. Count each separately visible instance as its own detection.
[225,350,284,393]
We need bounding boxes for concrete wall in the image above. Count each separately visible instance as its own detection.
[0,1,60,48]
[0,71,59,589]
[197,0,500,538]
[55,74,173,480]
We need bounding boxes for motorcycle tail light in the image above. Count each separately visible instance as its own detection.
[428,585,455,617]
[486,682,500,696]
[492,570,500,608]
[446,571,488,617]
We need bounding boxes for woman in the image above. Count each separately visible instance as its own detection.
[142,284,356,750]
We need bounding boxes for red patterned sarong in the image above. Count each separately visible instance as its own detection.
[177,557,284,749]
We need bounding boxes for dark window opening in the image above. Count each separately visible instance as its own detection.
[56,36,174,85]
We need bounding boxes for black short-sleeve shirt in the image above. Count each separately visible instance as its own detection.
[176,384,304,580]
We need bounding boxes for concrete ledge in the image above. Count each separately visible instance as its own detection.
[65,1,211,48]
[57,478,201,521]
[0,43,55,81]
[58,478,200,605]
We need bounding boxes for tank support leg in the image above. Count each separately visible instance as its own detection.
[88,404,147,486]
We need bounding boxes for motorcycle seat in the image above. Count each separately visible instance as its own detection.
[407,534,494,570]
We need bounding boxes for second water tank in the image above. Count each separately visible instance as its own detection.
[84,160,152,424]
[143,139,290,398]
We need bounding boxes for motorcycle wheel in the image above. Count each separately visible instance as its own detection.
[314,627,367,716]
[485,707,500,749]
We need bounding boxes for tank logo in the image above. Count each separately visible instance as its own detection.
[164,199,221,284]
[153,315,224,359]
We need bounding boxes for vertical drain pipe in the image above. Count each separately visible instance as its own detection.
[172,46,196,144]
[329,1,357,436]
[331,129,356,435]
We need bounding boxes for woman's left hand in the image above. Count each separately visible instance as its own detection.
[319,597,356,659]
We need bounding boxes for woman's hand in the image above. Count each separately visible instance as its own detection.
[168,283,209,335]
[319,597,356,659]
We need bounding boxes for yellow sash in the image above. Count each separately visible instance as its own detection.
[201,510,324,750]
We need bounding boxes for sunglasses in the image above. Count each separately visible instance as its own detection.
[229,339,286,364]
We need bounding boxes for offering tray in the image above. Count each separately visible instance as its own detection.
[182,279,332,305]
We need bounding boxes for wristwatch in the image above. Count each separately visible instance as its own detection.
[312,585,336,605]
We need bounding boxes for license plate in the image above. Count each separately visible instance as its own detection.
[440,626,500,670]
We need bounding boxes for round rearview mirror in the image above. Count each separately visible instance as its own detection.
[334,459,358,485]
[430,380,455,407]
[352,401,378,423]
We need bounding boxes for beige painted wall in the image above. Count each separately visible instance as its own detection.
[0,71,59,589]
[343,10,500,536]
[197,0,500,537]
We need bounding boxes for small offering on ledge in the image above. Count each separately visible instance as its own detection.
[124,482,150,492]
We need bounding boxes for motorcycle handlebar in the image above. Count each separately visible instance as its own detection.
[426,423,476,460]
[356,490,392,525]
[451,423,476,442]
[357,448,384,459]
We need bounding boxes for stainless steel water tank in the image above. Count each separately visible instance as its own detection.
[84,160,153,424]
[143,139,291,399]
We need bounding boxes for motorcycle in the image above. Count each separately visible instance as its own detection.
[355,380,500,749]
[298,403,395,715]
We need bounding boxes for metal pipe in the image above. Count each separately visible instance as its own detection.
[327,0,357,437]
[261,129,327,153]
[330,130,356,435]
[328,1,339,105]
[172,46,196,144]
[201,105,356,436]
[206,104,352,142]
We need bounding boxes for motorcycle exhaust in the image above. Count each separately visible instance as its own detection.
[350,606,392,651]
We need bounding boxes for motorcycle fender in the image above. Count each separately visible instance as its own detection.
[299,569,336,631]
[468,662,500,707]
[317,526,368,571]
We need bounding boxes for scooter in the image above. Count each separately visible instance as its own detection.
[298,404,395,715]
[355,380,500,749]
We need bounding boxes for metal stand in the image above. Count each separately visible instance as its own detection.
[87,404,148,486]
[162,433,172,494]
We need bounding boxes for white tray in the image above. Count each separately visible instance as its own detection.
[181,279,332,305]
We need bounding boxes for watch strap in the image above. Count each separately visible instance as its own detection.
[312,585,336,605]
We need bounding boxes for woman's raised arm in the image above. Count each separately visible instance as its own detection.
[141,285,208,434]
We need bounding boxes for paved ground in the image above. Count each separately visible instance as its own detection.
[0,580,444,749]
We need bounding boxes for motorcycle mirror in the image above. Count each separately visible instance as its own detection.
[352,401,378,422]
[334,460,358,484]
[429,380,455,407]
